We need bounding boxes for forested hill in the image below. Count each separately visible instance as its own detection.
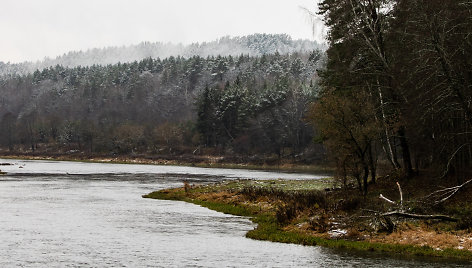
[0,49,325,157]
[0,34,322,77]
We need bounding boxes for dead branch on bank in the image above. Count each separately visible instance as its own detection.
[379,194,396,204]
[379,181,404,211]
[378,181,458,223]
[422,178,472,205]
[381,211,458,222]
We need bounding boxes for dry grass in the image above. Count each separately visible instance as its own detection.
[199,180,472,254]
[370,224,472,251]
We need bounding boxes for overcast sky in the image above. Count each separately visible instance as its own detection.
[0,0,324,63]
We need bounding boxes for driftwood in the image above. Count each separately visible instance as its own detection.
[382,211,458,222]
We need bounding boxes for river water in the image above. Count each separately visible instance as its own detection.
[0,159,469,267]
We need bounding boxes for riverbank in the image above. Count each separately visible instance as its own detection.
[0,153,333,174]
[143,178,472,261]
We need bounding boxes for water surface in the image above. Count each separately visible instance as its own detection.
[0,159,469,267]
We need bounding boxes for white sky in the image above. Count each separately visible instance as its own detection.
[0,0,324,63]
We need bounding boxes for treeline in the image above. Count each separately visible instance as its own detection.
[0,34,322,77]
[310,0,472,194]
[0,50,324,158]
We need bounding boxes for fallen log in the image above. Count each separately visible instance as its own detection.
[382,211,458,222]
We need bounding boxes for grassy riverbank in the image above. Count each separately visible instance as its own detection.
[143,179,472,261]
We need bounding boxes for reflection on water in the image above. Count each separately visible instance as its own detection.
[0,159,469,267]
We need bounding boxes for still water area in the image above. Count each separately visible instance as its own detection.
[0,159,469,267]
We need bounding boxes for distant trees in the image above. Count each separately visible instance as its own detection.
[0,113,15,151]
[0,48,324,157]
[0,34,322,77]
[311,0,472,194]
[195,53,320,157]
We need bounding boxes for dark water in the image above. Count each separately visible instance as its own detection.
[0,159,469,267]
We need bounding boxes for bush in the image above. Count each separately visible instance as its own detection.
[458,216,472,230]
[337,196,362,212]
[240,186,326,210]
[276,202,297,224]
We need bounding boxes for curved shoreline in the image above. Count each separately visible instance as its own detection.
[143,182,472,262]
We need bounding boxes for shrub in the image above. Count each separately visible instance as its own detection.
[276,202,297,224]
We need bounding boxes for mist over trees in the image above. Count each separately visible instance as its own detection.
[0,34,323,78]
[310,0,472,194]
[0,39,325,159]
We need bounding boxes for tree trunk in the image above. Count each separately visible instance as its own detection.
[377,84,400,169]
[398,126,414,178]
[368,144,376,184]
[362,163,369,195]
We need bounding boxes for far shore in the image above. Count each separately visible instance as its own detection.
[0,152,333,174]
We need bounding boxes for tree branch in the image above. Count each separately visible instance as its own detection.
[396,181,403,209]
[379,194,396,204]
[423,178,472,204]
[382,211,458,222]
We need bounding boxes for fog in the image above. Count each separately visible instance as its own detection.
[0,0,323,63]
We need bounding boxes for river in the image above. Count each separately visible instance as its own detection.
[0,159,468,267]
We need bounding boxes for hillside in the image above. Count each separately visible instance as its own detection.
[0,48,325,159]
[0,34,323,77]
